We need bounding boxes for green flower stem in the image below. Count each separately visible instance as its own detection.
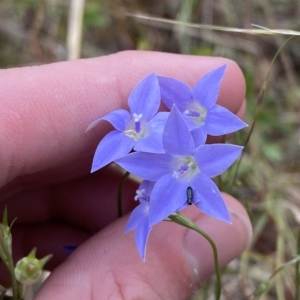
[169,212,221,300]
[117,172,130,218]
[0,228,21,300]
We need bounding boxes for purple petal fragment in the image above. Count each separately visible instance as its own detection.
[128,73,160,121]
[163,105,195,156]
[125,203,149,233]
[86,109,131,132]
[193,65,226,110]
[115,152,172,181]
[63,245,77,253]
[91,130,134,172]
[194,144,243,177]
[191,127,207,148]
[134,132,164,153]
[148,112,169,133]
[193,173,231,223]
[158,76,193,111]
[136,218,151,260]
[149,174,188,226]
[204,105,248,135]
[139,180,156,193]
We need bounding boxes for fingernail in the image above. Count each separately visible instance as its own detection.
[183,205,252,283]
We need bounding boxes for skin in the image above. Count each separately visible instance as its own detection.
[0,51,252,299]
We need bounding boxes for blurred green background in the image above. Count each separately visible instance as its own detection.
[1,0,300,299]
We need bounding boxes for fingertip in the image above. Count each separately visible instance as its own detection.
[184,193,252,282]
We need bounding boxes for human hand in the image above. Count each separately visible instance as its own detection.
[0,51,252,299]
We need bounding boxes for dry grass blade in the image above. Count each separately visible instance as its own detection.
[67,0,85,60]
[127,12,300,36]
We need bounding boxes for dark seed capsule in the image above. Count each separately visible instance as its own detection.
[187,186,193,205]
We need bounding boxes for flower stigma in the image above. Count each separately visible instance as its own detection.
[134,189,146,201]
[183,101,207,126]
[124,114,150,141]
[172,155,200,182]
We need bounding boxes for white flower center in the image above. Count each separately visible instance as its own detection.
[171,156,199,182]
[124,113,150,141]
[134,189,145,201]
[135,188,150,204]
[183,101,207,126]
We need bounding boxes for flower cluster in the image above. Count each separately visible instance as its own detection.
[88,66,247,260]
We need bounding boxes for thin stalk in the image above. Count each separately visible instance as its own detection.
[169,212,221,300]
[0,285,7,300]
[231,36,294,186]
[117,172,130,218]
[296,229,300,300]
[217,175,223,191]
[0,229,20,300]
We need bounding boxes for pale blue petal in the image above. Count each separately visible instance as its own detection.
[193,65,226,110]
[115,152,172,181]
[182,116,200,131]
[139,180,156,195]
[194,144,243,177]
[192,173,231,223]
[136,218,152,260]
[91,131,134,172]
[148,112,169,133]
[128,73,160,121]
[149,174,188,226]
[158,76,193,111]
[134,131,165,153]
[191,127,207,148]
[125,203,149,233]
[204,105,248,135]
[163,105,195,156]
[86,109,130,132]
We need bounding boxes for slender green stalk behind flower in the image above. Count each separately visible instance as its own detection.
[14,248,52,285]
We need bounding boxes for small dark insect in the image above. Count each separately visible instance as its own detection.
[187,186,193,205]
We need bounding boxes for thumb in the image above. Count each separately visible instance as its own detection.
[35,193,252,300]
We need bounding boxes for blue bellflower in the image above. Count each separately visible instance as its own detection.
[124,180,155,260]
[115,105,243,227]
[87,73,169,172]
[158,65,247,146]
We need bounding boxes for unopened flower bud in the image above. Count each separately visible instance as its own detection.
[14,248,52,285]
[0,208,13,259]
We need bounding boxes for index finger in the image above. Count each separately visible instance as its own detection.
[0,51,245,187]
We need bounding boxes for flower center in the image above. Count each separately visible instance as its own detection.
[172,156,199,182]
[135,189,150,204]
[124,113,150,141]
[183,101,207,126]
